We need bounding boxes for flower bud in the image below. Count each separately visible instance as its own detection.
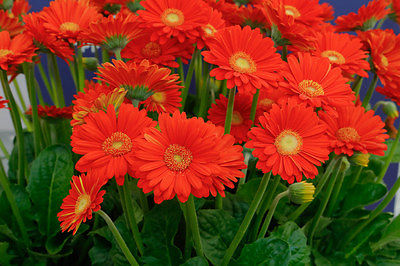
[385,117,398,139]
[288,182,315,204]
[82,57,99,71]
[382,101,399,119]
[340,156,350,172]
[350,153,370,167]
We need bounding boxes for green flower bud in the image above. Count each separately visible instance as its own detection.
[382,101,399,119]
[340,156,350,172]
[82,57,99,71]
[288,182,315,205]
[350,153,370,167]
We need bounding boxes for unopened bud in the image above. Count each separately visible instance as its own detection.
[82,57,99,71]
[382,101,399,119]
[340,157,350,172]
[288,182,315,205]
[350,153,370,167]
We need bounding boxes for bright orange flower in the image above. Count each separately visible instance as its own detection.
[208,93,252,144]
[58,173,106,235]
[202,25,283,95]
[0,96,8,109]
[0,31,36,71]
[335,0,390,32]
[137,0,207,44]
[82,12,142,51]
[247,100,330,183]
[11,0,31,17]
[24,13,74,61]
[197,7,226,50]
[89,0,129,13]
[132,111,245,203]
[0,10,25,37]
[203,0,241,26]
[255,88,286,122]
[238,5,270,31]
[311,31,370,78]
[319,104,388,156]
[26,105,73,120]
[40,0,101,44]
[71,103,156,185]
[121,30,192,68]
[280,53,355,110]
[96,59,182,113]
[376,86,400,106]
[393,0,400,25]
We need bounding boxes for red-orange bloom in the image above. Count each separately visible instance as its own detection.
[11,0,31,18]
[0,31,36,71]
[0,10,24,37]
[247,100,330,183]
[208,93,252,144]
[280,53,355,110]
[71,103,156,185]
[96,59,182,113]
[197,7,226,50]
[0,96,8,109]
[319,105,388,156]
[58,173,106,235]
[203,0,241,26]
[203,25,283,95]
[41,0,101,44]
[132,111,245,203]
[137,0,207,44]
[255,88,286,122]
[393,0,400,25]
[26,105,73,120]
[335,0,390,32]
[238,5,270,31]
[311,31,370,78]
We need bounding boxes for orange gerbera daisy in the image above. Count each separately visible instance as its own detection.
[311,31,370,78]
[137,0,207,44]
[202,25,283,95]
[238,5,270,31]
[0,96,8,109]
[121,30,192,68]
[132,111,245,203]
[71,103,156,185]
[26,105,73,120]
[393,0,400,25]
[58,173,106,235]
[280,53,355,110]
[71,82,127,126]
[11,0,31,18]
[255,88,286,122]
[40,0,101,44]
[203,0,241,26]
[96,59,182,112]
[197,7,226,50]
[24,13,74,61]
[335,0,390,32]
[319,104,388,156]
[208,93,252,144]
[247,100,330,183]
[0,31,36,71]
[82,12,142,51]
[0,10,25,37]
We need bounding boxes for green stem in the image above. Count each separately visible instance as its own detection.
[76,45,86,92]
[102,48,110,64]
[177,58,185,85]
[221,172,271,266]
[350,165,363,188]
[180,49,198,111]
[67,59,78,90]
[16,103,32,131]
[138,190,149,214]
[117,184,130,229]
[281,45,288,61]
[198,75,210,118]
[179,203,193,260]
[0,161,29,246]
[0,138,9,159]
[353,76,364,99]
[36,61,54,101]
[326,164,347,216]
[48,54,65,107]
[0,70,26,185]
[238,152,251,186]
[257,190,289,239]
[185,195,204,257]
[376,17,386,29]
[12,79,27,111]
[122,179,144,256]
[361,73,378,108]
[249,89,260,125]
[34,79,45,106]
[97,210,139,266]
[114,49,122,61]
[377,126,400,182]
[221,80,228,97]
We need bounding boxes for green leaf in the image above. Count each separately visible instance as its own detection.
[89,238,113,266]
[26,145,73,237]
[197,209,240,265]
[45,231,71,255]
[180,256,209,266]
[236,178,261,204]
[223,194,249,223]
[0,242,16,266]
[8,132,35,183]
[372,215,400,251]
[141,200,183,266]
[341,183,387,213]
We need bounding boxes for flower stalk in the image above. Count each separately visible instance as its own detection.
[184,194,204,257]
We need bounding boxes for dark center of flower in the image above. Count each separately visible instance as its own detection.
[284,5,301,18]
[75,194,91,215]
[298,80,324,98]
[336,127,360,142]
[164,144,193,172]
[229,51,257,74]
[321,50,346,64]
[161,8,184,27]
[274,130,303,155]
[60,22,80,33]
[102,132,133,157]
[142,42,161,58]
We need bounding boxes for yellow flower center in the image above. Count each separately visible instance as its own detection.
[336,127,360,142]
[60,22,80,33]
[298,80,324,98]
[164,144,193,172]
[284,5,301,18]
[102,132,133,157]
[229,51,257,74]
[75,194,91,215]
[0,49,13,59]
[161,8,184,27]
[142,42,161,58]
[259,98,274,108]
[232,111,243,125]
[274,130,303,156]
[321,50,346,65]
[152,92,166,103]
[202,24,217,37]
[381,55,389,67]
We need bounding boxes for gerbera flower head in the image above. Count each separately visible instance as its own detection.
[208,93,252,144]
[376,86,400,106]
[255,88,286,122]
[82,12,142,51]
[96,59,182,113]
[197,6,226,50]
[72,103,156,185]
[26,105,73,120]
[132,111,245,203]
[58,173,106,235]
[238,5,270,31]
[335,0,390,32]
[203,0,241,26]
[280,53,355,110]
[11,0,31,18]
[246,100,330,183]
[319,104,388,156]
[137,0,207,44]
[89,0,127,14]
[40,0,101,44]
[392,0,400,25]
[311,31,370,78]
[71,82,127,126]
[0,31,37,71]
[0,10,24,37]
[0,96,8,109]
[203,25,283,95]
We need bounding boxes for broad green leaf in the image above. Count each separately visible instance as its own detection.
[197,209,240,265]
[372,215,400,250]
[180,256,209,266]
[89,238,114,266]
[341,183,387,213]
[236,178,261,204]
[141,200,183,266]
[223,194,249,223]
[0,242,16,266]
[27,145,73,237]
[8,132,35,183]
